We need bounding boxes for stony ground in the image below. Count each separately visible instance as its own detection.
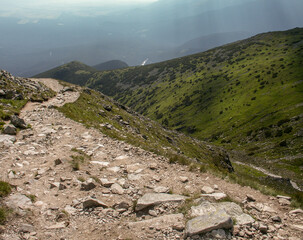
[0,79,302,240]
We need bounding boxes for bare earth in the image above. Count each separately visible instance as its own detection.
[0,79,302,240]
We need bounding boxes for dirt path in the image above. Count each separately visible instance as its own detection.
[0,79,302,240]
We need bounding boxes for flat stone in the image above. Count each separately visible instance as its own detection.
[129,214,184,230]
[289,209,303,214]
[185,209,233,237]
[100,178,115,187]
[153,186,170,193]
[108,167,120,173]
[0,134,16,143]
[201,186,215,194]
[19,223,35,233]
[191,201,254,225]
[46,222,66,230]
[136,193,186,211]
[6,194,33,210]
[277,195,291,200]
[82,197,108,209]
[201,193,227,201]
[128,174,142,181]
[90,161,110,167]
[278,198,291,206]
[111,183,124,195]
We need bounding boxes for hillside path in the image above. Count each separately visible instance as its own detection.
[0,79,302,240]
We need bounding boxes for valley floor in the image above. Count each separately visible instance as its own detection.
[0,79,302,239]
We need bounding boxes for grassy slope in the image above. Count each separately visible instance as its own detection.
[34,61,98,86]
[35,28,303,193]
[81,28,303,187]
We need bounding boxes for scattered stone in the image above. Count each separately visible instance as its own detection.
[50,182,66,190]
[201,186,215,194]
[103,105,112,111]
[277,195,291,200]
[100,178,115,187]
[278,198,291,206]
[271,215,282,222]
[19,223,35,233]
[149,163,158,170]
[259,224,268,234]
[5,194,32,213]
[80,179,96,191]
[54,159,62,166]
[46,222,66,230]
[129,214,184,231]
[111,183,124,195]
[180,176,189,183]
[289,209,303,214]
[201,193,227,201]
[153,186,170,193]
[11,115,27,129]
[136,193,186,211]
[0,134,16,143]
[185,209,233,237]
[2,124,17,135]
[90,161,110,167]
[82,197,108,209]
[246,194,256,202]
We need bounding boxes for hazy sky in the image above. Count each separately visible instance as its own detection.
[0,0,158,19]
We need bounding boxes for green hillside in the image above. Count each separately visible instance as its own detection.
[37,28,303,189]
[34,61,97,86]
[92,60,128,71]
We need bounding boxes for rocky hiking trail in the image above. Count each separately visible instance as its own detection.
[0,79,302,240]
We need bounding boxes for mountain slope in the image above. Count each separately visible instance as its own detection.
[92,60,128,71]
[38,28,303,187]
[1,75,303,239]
[34,61,98,86]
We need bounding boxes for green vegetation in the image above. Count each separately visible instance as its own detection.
[0,181,11,197]
[42,28,303,189]
[0,181,12,225]
[58,89,232,173]
[35,61,98,86]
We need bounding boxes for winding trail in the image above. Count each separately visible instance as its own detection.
[0,79,302,240]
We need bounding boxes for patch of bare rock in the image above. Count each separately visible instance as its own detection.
[0,79,302,240]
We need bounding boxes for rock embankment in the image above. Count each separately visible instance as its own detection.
[0,78,302,240]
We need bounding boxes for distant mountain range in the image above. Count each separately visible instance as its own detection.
[36,28,303,189]
[1,0,303,76]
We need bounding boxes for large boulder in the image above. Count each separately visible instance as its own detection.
[2,124,17,135]
[185,209,233,237]
[10,115,27,129]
